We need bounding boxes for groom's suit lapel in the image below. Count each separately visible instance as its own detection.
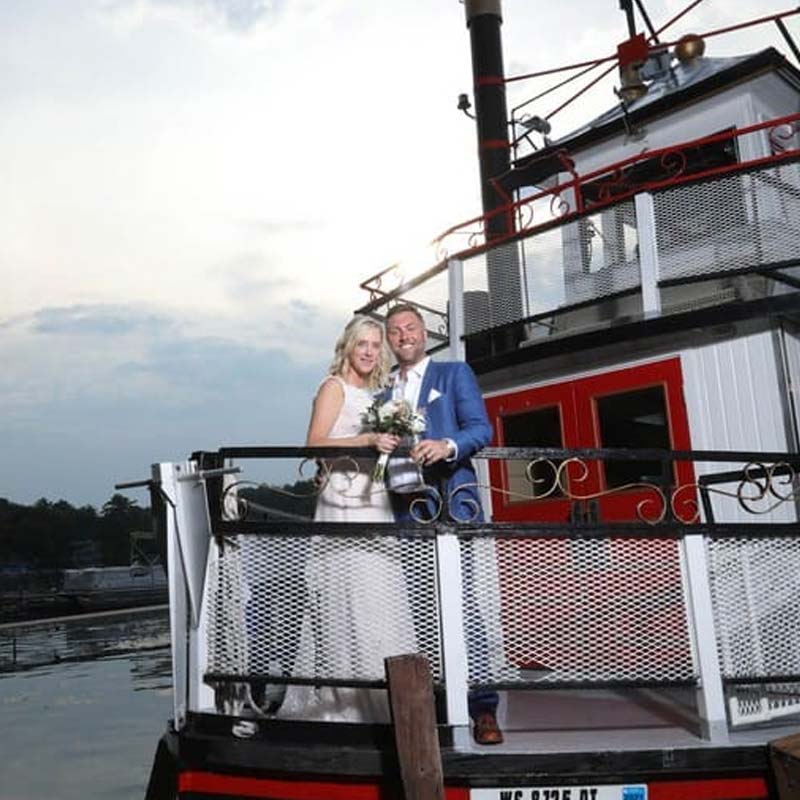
[418,361,438,413]
[420,361,448,441]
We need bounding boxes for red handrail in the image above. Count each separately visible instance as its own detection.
[360,112,800,300]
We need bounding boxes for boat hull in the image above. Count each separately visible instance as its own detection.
[145,714,778,800]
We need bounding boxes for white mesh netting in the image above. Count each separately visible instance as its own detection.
[459,535,696,685]
[206,532,442,684]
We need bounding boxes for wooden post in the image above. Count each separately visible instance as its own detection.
[770,732,800,800]
[385,654,445,800]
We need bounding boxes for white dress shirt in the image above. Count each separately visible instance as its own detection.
[392,356,430,407]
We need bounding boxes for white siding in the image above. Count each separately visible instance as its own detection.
[781,324,800,446]
[681,329,797,522]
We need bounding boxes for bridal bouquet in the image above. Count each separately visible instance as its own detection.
[361,397,426,483]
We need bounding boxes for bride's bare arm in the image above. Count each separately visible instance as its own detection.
[306,379,376,448]
[306,380,400,453]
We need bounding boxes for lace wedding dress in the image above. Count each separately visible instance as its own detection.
[277,377,417,722]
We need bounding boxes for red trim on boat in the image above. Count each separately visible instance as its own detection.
[476,75,504,87]
[649,776,769,799]
[179,772,384,799]
[179,771,470,800]
[179,770,768,800]
[480,139,510,150]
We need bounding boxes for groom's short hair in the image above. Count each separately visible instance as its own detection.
[386,303,424,325]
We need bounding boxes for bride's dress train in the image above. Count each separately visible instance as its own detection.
[277,377,417,723]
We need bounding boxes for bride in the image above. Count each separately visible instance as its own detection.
[277,316,418,722]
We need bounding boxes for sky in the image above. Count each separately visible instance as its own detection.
[0,0,795,508]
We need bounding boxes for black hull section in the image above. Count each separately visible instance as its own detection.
[144,713,779,800]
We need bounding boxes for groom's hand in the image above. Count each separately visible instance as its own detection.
[411,438,453,466]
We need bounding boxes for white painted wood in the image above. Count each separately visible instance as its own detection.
[780,324,800,447]
[682,533,729,742]
[681,329,797,523]
[448,258,466,362]
[156,461,190,729]
[634,192,661,314]
[435,532,470,726]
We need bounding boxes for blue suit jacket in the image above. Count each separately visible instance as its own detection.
[389,360,491,523]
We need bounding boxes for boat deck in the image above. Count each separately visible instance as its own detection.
[461,688,800,759]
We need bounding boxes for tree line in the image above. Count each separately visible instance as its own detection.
[0,494,152,570]
[0,480,317,572]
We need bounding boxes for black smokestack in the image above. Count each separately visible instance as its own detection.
[464,0,523,352]
[465,0,513,239]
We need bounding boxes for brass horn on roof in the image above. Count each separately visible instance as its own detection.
[674,34,705,64]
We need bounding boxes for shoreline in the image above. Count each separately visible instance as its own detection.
[0,602,168,630]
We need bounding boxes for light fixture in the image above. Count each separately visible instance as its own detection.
[457,93,475,119]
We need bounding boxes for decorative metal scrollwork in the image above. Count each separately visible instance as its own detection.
[466,229,484,249]
[443,459,799,526]
[222,457,799,526]
[517,199,535,229]
[548,192,570,219]
[769,123,799,154]
[595,167,631,205]
[660,147,687,179]
[707,461,799,517]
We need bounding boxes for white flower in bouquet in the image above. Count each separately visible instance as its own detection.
[362,397,426,483]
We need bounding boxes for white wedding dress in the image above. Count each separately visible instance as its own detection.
[277,376,417,722]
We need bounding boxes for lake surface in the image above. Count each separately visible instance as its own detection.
[0,607,171,800]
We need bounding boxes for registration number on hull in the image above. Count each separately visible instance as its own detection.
[471,785,647,800]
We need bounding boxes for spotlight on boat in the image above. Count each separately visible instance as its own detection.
[521,115,551,135]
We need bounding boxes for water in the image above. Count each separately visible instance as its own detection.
[0,608,171,800]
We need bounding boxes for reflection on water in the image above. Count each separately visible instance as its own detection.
[0,606,170,672]
[0,608,171,800]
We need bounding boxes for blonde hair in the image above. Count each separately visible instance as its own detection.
[329,316,390,390]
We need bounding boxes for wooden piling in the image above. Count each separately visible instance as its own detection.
[770,732,800,800]
[385,654,445,800]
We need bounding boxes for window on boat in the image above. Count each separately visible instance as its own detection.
[580,127,739,208]
[500,405,565,501]
[575,128,741,279]
[595,385,671,488]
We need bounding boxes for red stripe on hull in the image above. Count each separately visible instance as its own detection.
[179,771,470,800]
[179,770,767,800]
[649,776,769,799]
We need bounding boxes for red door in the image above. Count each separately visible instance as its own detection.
[486,357,695,524]
[485,381,579,522]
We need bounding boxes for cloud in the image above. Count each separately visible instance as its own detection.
[239,218,324,235]
[0,301,342,505]
[30,304,172,336]
[99,0,288,34]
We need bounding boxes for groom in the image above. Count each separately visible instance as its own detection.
[384,303,503,745]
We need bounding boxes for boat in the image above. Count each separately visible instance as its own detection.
[60,532,167,612]
[142,2,800,798]
[59,564,167,612]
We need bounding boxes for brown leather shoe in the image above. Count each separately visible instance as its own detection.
[473,712,504,745]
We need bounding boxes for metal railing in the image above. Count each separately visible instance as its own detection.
[356,114,800,348]
[158,445,800,739]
